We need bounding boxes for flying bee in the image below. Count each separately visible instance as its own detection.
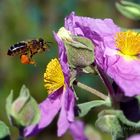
[7,38,50,65]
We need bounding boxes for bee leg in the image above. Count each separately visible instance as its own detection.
[20,54,30,64]
[20,54,36,65]
[29,60,36,65]
[28,56,36,65]
[22,50,36,65]
[28,57,35,65]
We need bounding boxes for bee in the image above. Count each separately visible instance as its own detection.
[7,38,50,65]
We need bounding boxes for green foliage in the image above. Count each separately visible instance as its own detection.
[116,0,140,20]
[78,99,110,117]
[6,91,13,125]
[0,121,10,140]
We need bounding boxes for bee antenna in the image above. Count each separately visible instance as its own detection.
[45,41,53,48]
[46,41,53,44]
[39,38,43,41]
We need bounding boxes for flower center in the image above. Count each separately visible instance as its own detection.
[44,58,65,94]
[115,30,140,56]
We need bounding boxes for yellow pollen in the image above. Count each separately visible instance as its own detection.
[115,30,140,56]
[44,58,65,94]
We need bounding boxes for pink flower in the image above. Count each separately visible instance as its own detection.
[65,12,140,97]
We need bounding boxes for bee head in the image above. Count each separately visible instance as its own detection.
[39,38,52,49]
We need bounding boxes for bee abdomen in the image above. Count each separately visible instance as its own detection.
[7,42,28,56]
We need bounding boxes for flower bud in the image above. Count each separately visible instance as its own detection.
[116,0,140,20]
[96,108,140,139]
[57,27,73,42]
[57,27,94,68]
[96,110,122,139]
[65,36,94,68]
[6,85,40,128]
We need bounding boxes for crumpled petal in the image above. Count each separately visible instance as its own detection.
[57,88,70,136]
[69,120,88,140]
[65,12,140,97]
[57,85,75,136]
[24,90,61,137]
[65,12,120,38]
[106,56,140,96]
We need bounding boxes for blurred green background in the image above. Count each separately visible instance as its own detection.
[0,0,140,140]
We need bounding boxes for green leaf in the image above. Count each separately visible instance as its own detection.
[6,91,13,124]
[0,121,10,139]
[116,0,140,20]
[73,36,94,51]
[78,100,108,117]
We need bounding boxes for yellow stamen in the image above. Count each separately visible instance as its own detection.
[115,30,140,56]
[44,58,65,94]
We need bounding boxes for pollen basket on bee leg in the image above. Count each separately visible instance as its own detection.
[20,55,36,65]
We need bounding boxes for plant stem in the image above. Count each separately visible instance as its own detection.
[95,66,121,108]
[96,66,115,96]
[17,136,24,140]
[74,80,108,100]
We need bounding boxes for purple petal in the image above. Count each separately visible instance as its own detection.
[24,124,38,137]
[53,32,70,83]
[53,31,76,136]
[65,12,140,96]
[65,12,120,38]
[69,120,88,140]
[106,56,140,96]
[67,87,75,122]
[38,94,61,128]
[57,89,70,136]
[57,85,75,136]
[24,91,61,137]
[127,134,140,140]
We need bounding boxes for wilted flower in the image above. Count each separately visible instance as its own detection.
[64,12,140,97]
[24,32,87,140]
